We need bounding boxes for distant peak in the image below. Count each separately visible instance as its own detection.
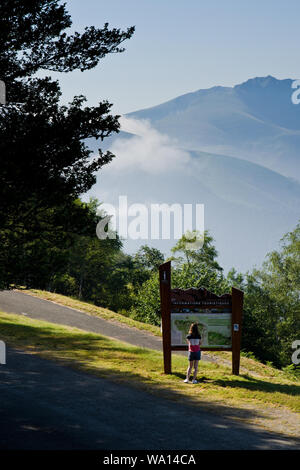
[235,75,292,90]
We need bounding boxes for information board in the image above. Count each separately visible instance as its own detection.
[171,311,232,348]
[159,261,243,375]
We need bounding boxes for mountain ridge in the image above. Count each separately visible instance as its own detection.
[127,75,300,180]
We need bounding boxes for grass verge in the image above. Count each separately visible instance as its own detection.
[1,310,299,423]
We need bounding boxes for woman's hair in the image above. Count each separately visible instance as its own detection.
[188,322,200,338]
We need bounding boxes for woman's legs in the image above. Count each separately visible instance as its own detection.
[193,360,199,381]
[186,360,194,380]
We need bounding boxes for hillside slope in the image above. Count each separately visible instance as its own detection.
[91,141,300,272]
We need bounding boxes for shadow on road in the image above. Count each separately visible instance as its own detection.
[0,319,299,450]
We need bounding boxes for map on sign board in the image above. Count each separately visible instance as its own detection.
[171,312,232,348]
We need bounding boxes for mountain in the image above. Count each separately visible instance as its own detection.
[128,76,300,180]
[86,76,300,272]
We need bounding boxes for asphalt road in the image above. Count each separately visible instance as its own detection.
[0,290,299,450]
[0,290,163,351]
[1,347,299,450]
[0,289,210,361]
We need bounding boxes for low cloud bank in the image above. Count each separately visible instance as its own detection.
[107,116,191,173]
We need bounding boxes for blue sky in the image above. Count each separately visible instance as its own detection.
[52,0,300,114]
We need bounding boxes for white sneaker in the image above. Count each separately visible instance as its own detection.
[192,379,198,384]
[183,379,189,383]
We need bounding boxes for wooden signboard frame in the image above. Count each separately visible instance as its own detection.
[159,261,243,375]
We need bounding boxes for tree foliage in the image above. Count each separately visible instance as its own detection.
[241,223,300,367]
[0,0,134,80]
[131,232,228,326]
[171,230,223,271]
[0,0,134,288]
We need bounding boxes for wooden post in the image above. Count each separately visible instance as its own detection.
[231,287,244,375]
[159,261,171,374]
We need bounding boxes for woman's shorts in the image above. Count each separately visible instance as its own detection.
[188,351,201,361]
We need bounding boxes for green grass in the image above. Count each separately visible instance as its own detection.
[21,289,299,382]
[1,310,299,419]
[22,288,161,336]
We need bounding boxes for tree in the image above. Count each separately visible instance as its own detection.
[130,272,161,325]
[237,222,300,367]
[131,234,227,326]
[0,0,134,287]
[134,245,165,272]
[256,222,300,366]
[128,245,165,289]
[0,1,134,218]
[0,1,134,81]
[226,268,245,290]
[0,197,111,289]
[171,230,223,271]
[241,272,281,366]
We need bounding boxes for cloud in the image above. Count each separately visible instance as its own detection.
[106,116,191,174]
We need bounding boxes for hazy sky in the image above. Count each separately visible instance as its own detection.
[50,0,300,114]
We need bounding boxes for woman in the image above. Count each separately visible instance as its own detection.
[184,322,202,384]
